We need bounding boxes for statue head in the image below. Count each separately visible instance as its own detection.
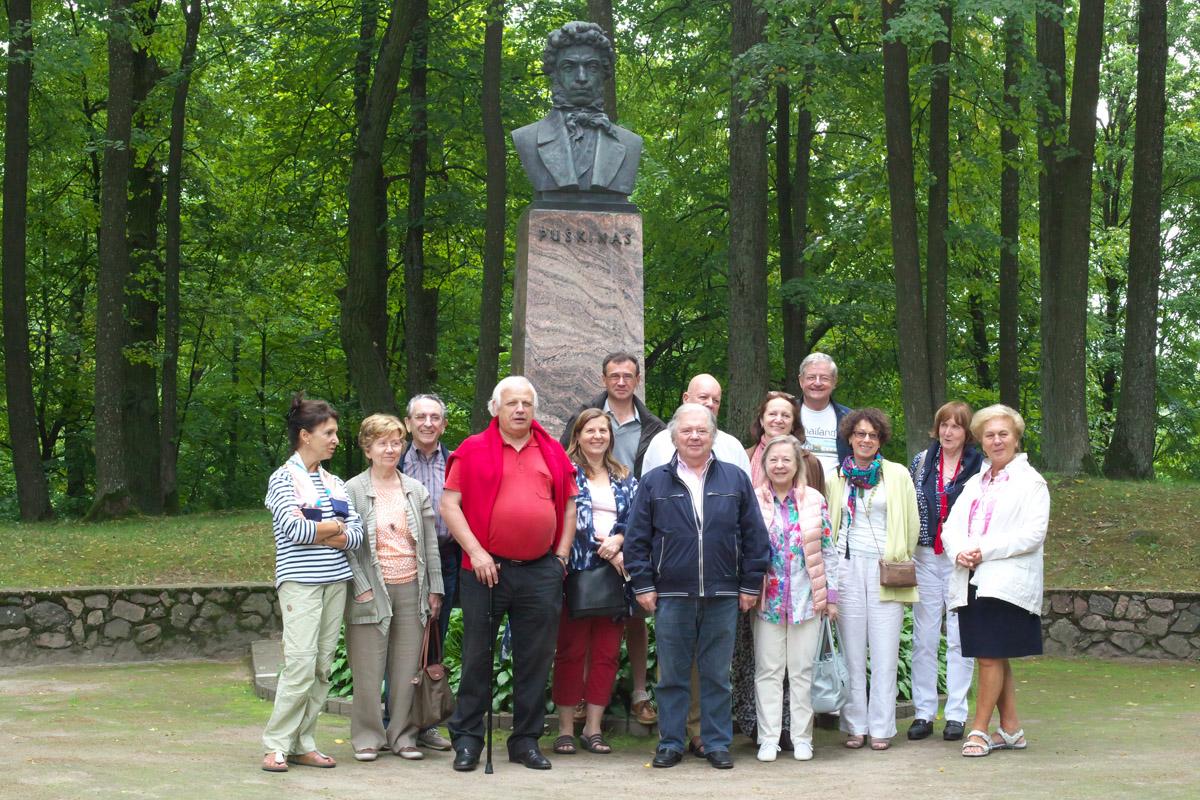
[542,21,613,109]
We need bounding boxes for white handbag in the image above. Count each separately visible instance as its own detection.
[810,617,850,714]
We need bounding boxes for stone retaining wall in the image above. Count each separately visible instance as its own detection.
[1042,589,1200,660]
[0,583,280,665]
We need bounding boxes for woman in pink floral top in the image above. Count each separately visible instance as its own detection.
[751,435,839,763]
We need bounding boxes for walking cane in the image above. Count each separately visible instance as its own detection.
[484,582,495,774]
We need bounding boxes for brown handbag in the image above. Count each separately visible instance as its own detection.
[410,617,455,729]
[878,559,918,588]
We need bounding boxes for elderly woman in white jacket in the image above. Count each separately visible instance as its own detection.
[941,405,1049,759]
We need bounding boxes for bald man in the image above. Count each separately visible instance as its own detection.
[639,374,751,476]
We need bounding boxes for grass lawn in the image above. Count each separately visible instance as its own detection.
[0,475,1198,591]
[1,656,1197,799]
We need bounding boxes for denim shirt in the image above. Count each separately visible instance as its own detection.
[569,465,638,572]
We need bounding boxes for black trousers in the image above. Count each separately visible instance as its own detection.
[448,552,562,753]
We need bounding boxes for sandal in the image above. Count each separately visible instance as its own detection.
[580,732,612,754]
[961,729,992,758]
[992,727,1027,750]
[287,750,336,768]
[870,738,891,751]
[573,700,587,723]
[262,751,288,772]
[553,734,577,755]
[844,735,866,750]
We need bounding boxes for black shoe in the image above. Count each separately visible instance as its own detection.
[706,749,734,769]
[943,720,965,741]
[907,719,934,740]
[452,748,480,772]
[652,747,683,768]
[508,746,552,770]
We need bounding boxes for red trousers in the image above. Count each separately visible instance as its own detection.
[551,606,624,707]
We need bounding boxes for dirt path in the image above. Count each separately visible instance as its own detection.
[1,657,1196,800]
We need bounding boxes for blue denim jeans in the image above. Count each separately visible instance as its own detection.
[655,596,739,754]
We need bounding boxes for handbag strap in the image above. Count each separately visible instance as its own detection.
[418,616,441,670]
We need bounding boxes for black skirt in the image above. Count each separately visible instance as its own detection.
[957,580,1043,659]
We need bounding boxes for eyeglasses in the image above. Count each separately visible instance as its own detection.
[852,430,880,441]
[411,414,443,423]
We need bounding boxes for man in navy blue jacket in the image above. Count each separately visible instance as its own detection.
[623,403,769,770]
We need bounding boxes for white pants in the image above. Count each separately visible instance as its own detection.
[837,555,903,739]
[753,615,822,746]
[911,545,974,722]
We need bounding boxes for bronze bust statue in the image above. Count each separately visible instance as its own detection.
[512,22,642,203]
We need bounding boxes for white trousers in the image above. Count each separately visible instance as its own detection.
[837,555,903,739]
[911,545,974,722]
[752,615,822,747]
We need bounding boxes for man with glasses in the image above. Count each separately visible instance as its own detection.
[401,393,456,752]
[797,352,852,473]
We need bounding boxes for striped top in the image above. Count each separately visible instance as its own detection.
[265,454,364,588]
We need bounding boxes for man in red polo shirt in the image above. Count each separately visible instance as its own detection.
[440,376,577,772]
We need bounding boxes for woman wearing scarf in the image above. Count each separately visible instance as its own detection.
[906,402,983,743]
[751,435,838,763]
[731,392,826,746]
[261,393,363,772]
[942,405,1048,758]
[824,408,918,751]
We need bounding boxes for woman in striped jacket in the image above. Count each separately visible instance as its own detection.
[261,393,363,773]
[752,434,839,763]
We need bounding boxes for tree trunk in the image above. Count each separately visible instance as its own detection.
[776,83,797,387]
[967,288,993,389]
[161,0,201,514]
[881,0,934,454]
[1043,0,1104,475]
[89,0,137,520]
[727,0,770,441]
[791,81,815,369]
[404,0,438,399]
[1104,0,1167,479]
[341,0,419,416]
[471,0,505,430]
[587,0,618,121]
[3,0,53,520]
[998,12,1022,411]
[925,3,951,411]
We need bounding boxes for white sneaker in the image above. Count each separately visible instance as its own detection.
[793,742,813,761]
[756,743,779,762]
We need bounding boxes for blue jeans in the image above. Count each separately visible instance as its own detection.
[655,596,738,754]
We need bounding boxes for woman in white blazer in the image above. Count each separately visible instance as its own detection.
[941,405,1049,758]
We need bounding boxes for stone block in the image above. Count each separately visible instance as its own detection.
[104,619,132,640]
[0,627,30,643]
[1085,641,1123,659]
[1106,620,1136,632]
[240,593,274,618]
[1146,597,1174,614]
[1160,635,1193,659]
[190,618,213,634]
[71,620,84,642]
[171,604,196,629]
[208,590,232,604]
[111,599,146,623]
[1111,632,1146,653]
[1050,594,1072,614]
[239,614,264,630]
[1080,614,1106,632]
[1170,611,1199,634]
[0,606,27,627]
[1143,615,1170,638]
[28,601,73,631]
[1125,600,1148,621]
[511,205,644,436]
[216,614,236,632]
[86,610,104,626]
[1048,619,1081,648]
[34,632,70,649]
[134,624,161,644]
[64,597,84,616]
[1113,595,1129,618]
[84,594,109,609]
[1073,597,1089,618]
[192,592,204,606]
[129,592,160,605]
[199,602,224,620]
[1041,598,1051,616]
[1088,595,1115,617]
[149,606,165,619]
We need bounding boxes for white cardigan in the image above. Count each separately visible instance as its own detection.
[941,453,1049,616]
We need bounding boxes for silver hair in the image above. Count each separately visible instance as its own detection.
[405,393,447,419]
[798,351,839,381]
[488,376,539,417]
[668,402,717,445]
[760,434,808,485]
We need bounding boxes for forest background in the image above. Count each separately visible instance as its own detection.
[2,0,1197,521]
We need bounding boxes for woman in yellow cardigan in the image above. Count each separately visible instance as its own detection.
[824,408,918,751]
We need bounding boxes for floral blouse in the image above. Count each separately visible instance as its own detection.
[759,489,839,625]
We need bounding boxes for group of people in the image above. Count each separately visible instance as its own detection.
[259,351,1050,772]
